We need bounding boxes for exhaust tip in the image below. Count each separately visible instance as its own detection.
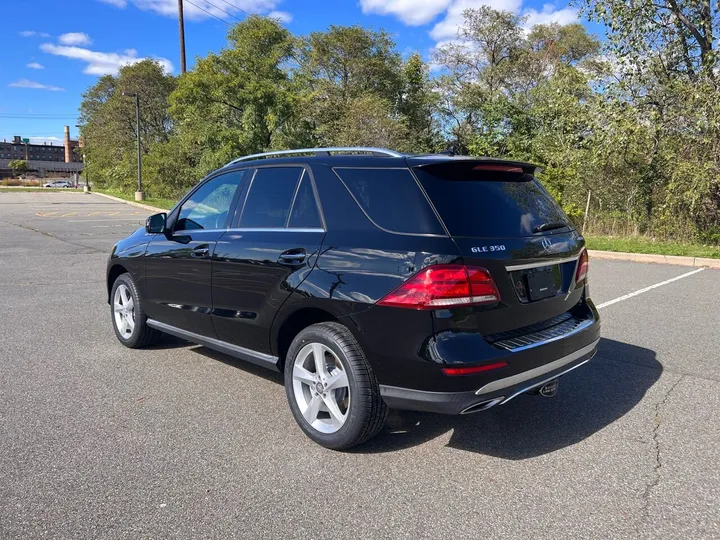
[460,396,504,414]
[538,379,559,398]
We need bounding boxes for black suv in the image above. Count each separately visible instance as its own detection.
[107,147,600,449]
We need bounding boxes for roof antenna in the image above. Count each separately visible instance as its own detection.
[438,145,456,157]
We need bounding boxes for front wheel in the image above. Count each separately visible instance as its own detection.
[110,273,159,348]
[284,322,388,450]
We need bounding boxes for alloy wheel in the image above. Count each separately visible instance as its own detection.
[113,283,136,339]
[292,343,350,434]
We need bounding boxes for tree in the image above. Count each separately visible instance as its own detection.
[8,160,28,177]
[78,59,175,192]
[300,25,404,146]
[169,16,302,179]
[399,52,441,152]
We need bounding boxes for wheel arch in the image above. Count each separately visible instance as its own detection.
[273,307,339,368]
[107,263,128,303]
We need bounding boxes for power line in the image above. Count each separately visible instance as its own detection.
[213,0,253,18]
[183,0,231,24]
[201,0,244,22]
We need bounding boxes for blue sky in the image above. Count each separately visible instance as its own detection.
[0,0,596,146]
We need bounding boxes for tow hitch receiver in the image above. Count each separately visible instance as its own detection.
[538,379,559,398]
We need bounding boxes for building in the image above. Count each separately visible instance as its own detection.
[0,125,84,177]
[0,126,81,163]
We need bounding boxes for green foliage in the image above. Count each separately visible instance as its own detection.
[76,8,719,245]
[8,160,29,176]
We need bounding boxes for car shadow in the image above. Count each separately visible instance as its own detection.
[355,338,660,459]
[152,336,659,459]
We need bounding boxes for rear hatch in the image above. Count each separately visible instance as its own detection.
[411,158,589,338]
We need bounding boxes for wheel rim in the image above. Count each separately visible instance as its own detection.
[113,284,136,339]
[292,343,350,434]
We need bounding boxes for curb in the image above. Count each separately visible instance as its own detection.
[91,191,167,213]
[588,249,720,269]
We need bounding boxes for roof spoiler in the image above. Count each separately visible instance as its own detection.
[408,156,542,177]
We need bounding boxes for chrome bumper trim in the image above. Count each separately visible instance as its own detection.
[490,317,595,352]
[476,338,600,398]
[505,255,579,272]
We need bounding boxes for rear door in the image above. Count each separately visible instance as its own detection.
[143,170,245,337]
[412,160,586,336]
[211,165,325,354]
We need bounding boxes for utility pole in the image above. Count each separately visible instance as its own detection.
[178,0,187,73]
[121,92,144,201]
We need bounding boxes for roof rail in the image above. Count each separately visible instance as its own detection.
[227,147,404,165]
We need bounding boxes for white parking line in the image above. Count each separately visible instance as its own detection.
[66,218,145,222]
[595,267,705,309]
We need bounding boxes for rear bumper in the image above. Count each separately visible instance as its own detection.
[380,338,598,414]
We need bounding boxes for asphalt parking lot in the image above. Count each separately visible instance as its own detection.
[1,192,718,539]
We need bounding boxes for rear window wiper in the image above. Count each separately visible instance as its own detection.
[533,220,569,233]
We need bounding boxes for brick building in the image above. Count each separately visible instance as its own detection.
[0,126,81,163]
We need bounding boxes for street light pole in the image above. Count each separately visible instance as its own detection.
[75,124,90,192]
[121,91,144,201]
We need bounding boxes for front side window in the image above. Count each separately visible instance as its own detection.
[240,167,304,228]
[175,171,244,231]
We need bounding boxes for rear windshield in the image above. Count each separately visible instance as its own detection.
[414,165,572,238]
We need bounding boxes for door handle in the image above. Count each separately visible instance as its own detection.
[278,249,307,266]
[191,246,210,258]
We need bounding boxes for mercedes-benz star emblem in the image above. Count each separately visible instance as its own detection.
[541,237,553,252]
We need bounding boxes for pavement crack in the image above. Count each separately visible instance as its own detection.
[636,374,685,536]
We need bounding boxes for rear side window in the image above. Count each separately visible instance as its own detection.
[288,174,322,229]
[414,164,572,238]
[333,168,444,235]
[240,167,303,228]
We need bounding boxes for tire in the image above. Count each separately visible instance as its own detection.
[284,322,388,450]
[110,272,160,348]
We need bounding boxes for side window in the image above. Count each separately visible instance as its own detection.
[288,174,322,228]
[240,167,303,228]
[334,168,445,235]
[175,171,244,231]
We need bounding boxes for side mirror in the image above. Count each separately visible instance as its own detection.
[146,213,166,234]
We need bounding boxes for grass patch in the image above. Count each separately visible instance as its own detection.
[585,235,720,259]
[94,188,176,210]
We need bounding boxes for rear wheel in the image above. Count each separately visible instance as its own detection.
[110,273,160,348]
[284,322,388,450]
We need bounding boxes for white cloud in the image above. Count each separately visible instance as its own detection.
[360,0,452,26]
[20,30,50,38]
[268,10,292,23]
[27,62,45,69]
[40,43,174,75]
[431,0,522,41]
[59,32,93,46]
[8,79,65,91]
[134,0,278,20]
[97,0,283,21]
[523,4,578,28]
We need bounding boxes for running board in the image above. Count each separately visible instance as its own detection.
[146,319,280,371]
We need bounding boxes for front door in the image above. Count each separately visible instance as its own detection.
[212,166,325,354]
[144,170,245,337]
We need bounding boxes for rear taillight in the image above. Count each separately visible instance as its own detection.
[575,249,589,282]
[377,265,501,310]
